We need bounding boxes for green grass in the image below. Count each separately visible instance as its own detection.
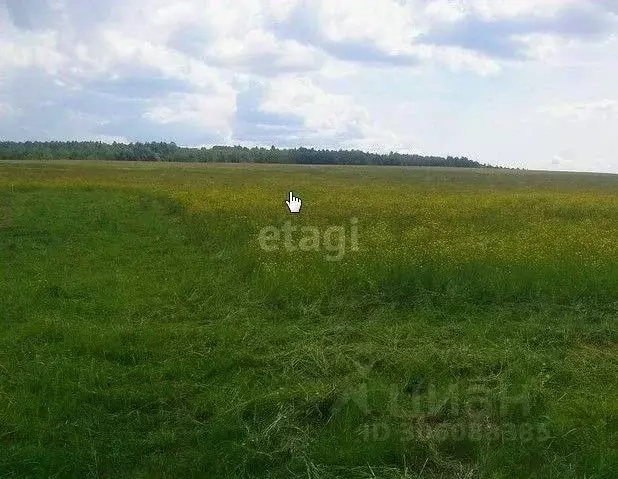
[0,160,617,478]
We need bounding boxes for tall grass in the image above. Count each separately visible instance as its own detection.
[0,161,617,478]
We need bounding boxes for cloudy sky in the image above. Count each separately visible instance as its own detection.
[1,0,617,172]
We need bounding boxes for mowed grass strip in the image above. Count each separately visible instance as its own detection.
[0,161,617,478]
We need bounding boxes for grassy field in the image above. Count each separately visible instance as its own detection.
[0,160,617,478]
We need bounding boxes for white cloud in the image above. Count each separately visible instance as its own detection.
[417,44,503,75]
[257,74,402,150]
[101,30,233,90]
[260,76,368,135]
[341,127,403,154]
[316,0,420,54]
[205,30,322,73]
[422,0,468,23]
[143,91,237,134]
[540,99,618,121]
[0,29,64,73]
[513,33,567,60]
[0,102,16,120]
[468,0,578,20]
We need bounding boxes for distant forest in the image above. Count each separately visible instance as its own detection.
[0,141,496,168]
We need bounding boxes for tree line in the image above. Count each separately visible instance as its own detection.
[0,141,497,168]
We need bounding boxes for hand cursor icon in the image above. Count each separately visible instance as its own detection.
[286,191,302,213]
